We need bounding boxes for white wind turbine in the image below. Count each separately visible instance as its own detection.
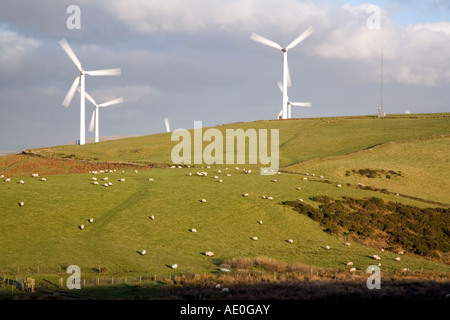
[250,27,314,119]
[164,118,171,132]
[83,90,124,143]
[59,39,121,145]
[276,81,311,119]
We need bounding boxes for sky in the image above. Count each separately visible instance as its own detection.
[0,0,449,151]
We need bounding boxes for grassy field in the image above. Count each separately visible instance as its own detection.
[0,113,449,299]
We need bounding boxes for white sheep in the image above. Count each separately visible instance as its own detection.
[206,166,211,169]
[347,262,353,266]
[235,167,239,170]
[171,264,178,269]
[320,175,324,179]
[226,173,231,177]
[148,178,154,181]
[150,215,155,220]
[19,180,25,184]
[345,242,351,246]
[103,177,108,181]
[218,170,221,173]
[303,177,307,180]
[381,248,385,252]
[204,251,214,257]
[99,170,104,174]
[135,170,138,173]
[349,267,356,272]
[272,179,277,183]
[296,187,301,190]
[19,201,24,207]
[267,196,273,200]
[398,250,404,255]
[188,173,192,176]
[104,183,109,187]
[298,198,304,202]
[214,176,219,179]
[88,218,94,223]
[258,221,263,225]
[141,249,146,255]
[190,228,197,233]
[120,178,125,182]
[5,178,10,182]
[402,268,409,272]
[31,173,39,177]
[178,166,182,168]
[373,255,381,260]
[222,288,229,293]
[80,224,85,230]
[251,236,258,241]
[261,195,266,199]
[243,193,249,197]
[93,181,99,185]
[0,174,3,178]
[41,178,46,182]
[108,182,113,186]
[92,177,97,181]
[201,199,207,203]
[395,257,401,261]
[325,245,330,250]
[287,239,294,244]
[336,184,342,188]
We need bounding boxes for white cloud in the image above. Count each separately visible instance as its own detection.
[406,22,450,36]
[88,85,158,104]
[0,28,40,72]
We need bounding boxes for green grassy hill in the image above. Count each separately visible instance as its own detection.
[0,113,449,298]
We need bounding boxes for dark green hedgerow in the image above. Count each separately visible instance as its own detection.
[284,197,450,260]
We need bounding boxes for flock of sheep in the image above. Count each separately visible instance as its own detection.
[2,165,410,274]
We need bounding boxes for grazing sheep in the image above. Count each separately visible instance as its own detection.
[235,167,239,170]
[378,263,381,267]
[19,180,25,184]
[5,178,10,182]
[287,239,294,244]
[103,177,108,181]
[251,236,258,241]
[41,178,46,182]
[320,175,324,179]
[171,264,178,269]
[214,176,219,179]
[178,166,182,168]
[303,177,307,180]
[215,284,221,289]
[31,173,39,177]
[336,184,342,188]
[99,170,105,174]
[261,195,266,199]
[296,187,301,190]
[88,218,94,223]
[188,173,192,176]
[108,182,113,186]
[149,215,155,220]
[349,268,356,272]
[298,198,304,202]
[104,183,109,187]
[190,228,197,233]
[381,248,385,252]
[170,165,176,168]
[398,250,404,255]
[206,166,211,169]
[141,250,146,255]
[347,262,353,266]
[306,173,309,176]
[93,181,99,185]
[267,196,273,200]
[218,170,221,173]
[120,178,125,182]
[201,199,207,203]
[148,178,154,181]
[204,251,214,257]
[245,169,252,174]
[19,201,24,207]
[345,242,351,246]
[226,173,231,177]
[272,179,277,183]
[222,288,229,293]
[373,255,381,260]
[0,174,3,178]
[325,245,330,250]
[92,177,97,181]
[135,170,138,173]
[243,193,249,197]
[311,174,315,177]
[219,179,223,183]
[80,224,84,230]
[258,221,263,225]
[402,268,409,272]
[395,257,401,261]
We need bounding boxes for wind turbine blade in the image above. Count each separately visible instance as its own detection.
[62,76,80,107]
[79,88,97,106]
[286,26,314,50]
[286,59,292,87]
[89,110,95,133]
[250,33,283,50]
[277,81,283,93]
[290,102,312,107]
[85,68,122,76]
[99,97,124,108]
[59,39,82,71]
[164,118,170,132]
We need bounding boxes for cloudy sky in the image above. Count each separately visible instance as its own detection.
[0,0,449,151]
